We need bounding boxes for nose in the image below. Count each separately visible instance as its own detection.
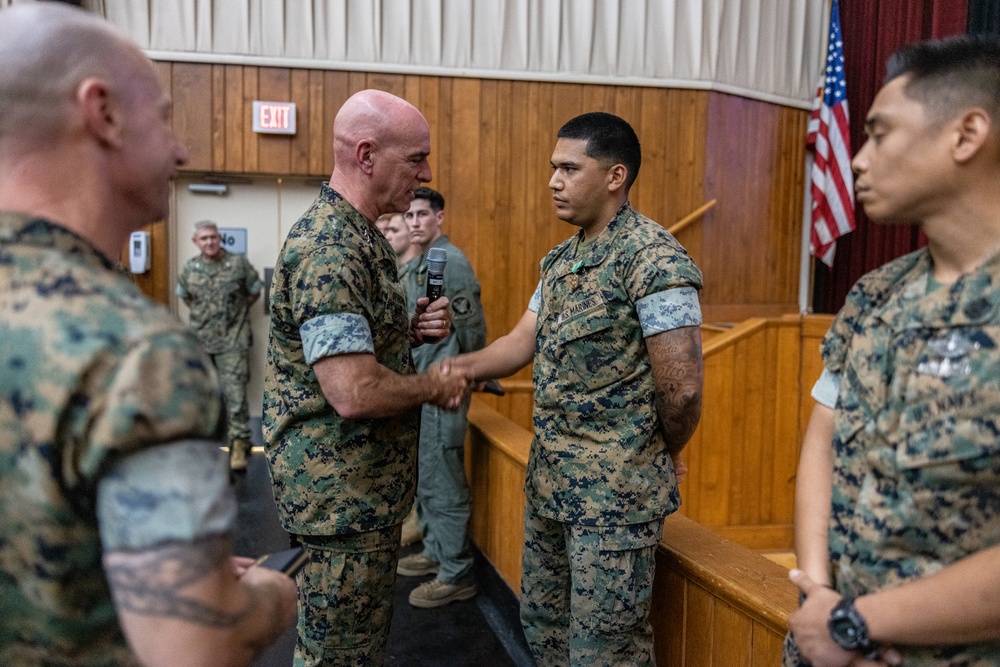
[548,172,560,190]
[418,159,432,184]
[851,140,870,175]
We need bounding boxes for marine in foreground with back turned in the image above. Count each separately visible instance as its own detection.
[0,4,296,666]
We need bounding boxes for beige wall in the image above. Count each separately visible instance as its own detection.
[172,177,322,418]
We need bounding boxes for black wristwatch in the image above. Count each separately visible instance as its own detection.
[828,597,878,659]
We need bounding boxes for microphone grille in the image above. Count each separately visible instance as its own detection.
[426,247,447,273]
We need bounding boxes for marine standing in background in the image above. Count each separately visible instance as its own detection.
[444,112,703,666]
[0,5,296,666]
[396,187,488,608]
[177,220,263,471]
[263,89,468,667]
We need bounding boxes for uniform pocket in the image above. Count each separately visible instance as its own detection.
[557,306,619,391]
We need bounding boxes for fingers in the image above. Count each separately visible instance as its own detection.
[789,568,820,596]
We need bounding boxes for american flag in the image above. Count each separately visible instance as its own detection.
[807,0,855,267]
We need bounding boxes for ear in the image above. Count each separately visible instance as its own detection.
[952,108,991,164]
[356,140,375,175]
[77,77,122,148]
[606,163,628,193]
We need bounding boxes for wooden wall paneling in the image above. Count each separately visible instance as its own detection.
[713,600,753,667]
[690,345,736,526]
[733,334,763,528]
[686,583,715,666]
[751,623,786,666]
[172,63,213,171]
[479,78,508,346]
[210,65,227,170]
[223,65,244,172]
[120,220,169,304]
[771,319,804,524]
[307,70,326,175]
[289,69,311,174]
[322,71,352,176]
[257,67,291,174]
[366,72,406,99]
[701,91,806,318]
[241,66,259,172]
[409,76,441,188]
[651,564,687,667]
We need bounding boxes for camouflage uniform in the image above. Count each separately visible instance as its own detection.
[783,248,1000,666]
[403,235,487,583]
[263,184,418,666]
[176,249,262,445]
[523,204,702,666]
[0,212,225,666]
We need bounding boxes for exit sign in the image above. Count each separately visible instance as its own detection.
[253,101,296,135]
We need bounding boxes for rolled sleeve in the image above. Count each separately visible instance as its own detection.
[811,367,840,409]
[97,440,236,552]
[528,281,542,313]
[636,286,702,337]
[300,312,374,365]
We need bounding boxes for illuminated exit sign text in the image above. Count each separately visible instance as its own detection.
[252,101,297,135]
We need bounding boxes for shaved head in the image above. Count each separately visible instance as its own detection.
[0,3,151,147]
[329,89,432,220]
[333,90,427,164]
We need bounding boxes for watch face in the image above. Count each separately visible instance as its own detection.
[830,614,861,646]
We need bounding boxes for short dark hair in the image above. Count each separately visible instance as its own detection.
[412,186,444,212]
[886,35,1000,124]
[556,112,641,191]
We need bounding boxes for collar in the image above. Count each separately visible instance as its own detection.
[0,210,114,271]
[553,202,633,279]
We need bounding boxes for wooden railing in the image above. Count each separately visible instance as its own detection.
[466,399,799,664]
[472,314,833,551]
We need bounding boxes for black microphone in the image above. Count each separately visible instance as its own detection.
[425,248,447,301]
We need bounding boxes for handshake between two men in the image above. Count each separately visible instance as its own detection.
[410,294,480,412]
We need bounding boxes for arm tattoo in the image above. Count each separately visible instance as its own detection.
[648,326,703,452]
[104,534,251,627]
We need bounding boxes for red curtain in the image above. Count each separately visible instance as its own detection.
[814,0,968,313]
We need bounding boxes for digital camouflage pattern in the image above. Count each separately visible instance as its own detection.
[293,526,400,667]
[402,235,486,582]
[263,184,418,536]
[520,512,662,666]
[529,203,703,526]
[212,348,251,442]
[0,212,224,666]
[783,247,1000,666]
[176,249,262,354]
[177,250,261,444]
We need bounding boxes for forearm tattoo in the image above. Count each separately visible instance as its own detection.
[648,326,703,450]
[105,534,251,627]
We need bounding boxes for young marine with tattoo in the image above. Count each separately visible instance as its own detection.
[0,5,297,666]
[443,112,704,666]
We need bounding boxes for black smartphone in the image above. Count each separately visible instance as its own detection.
[254,547,307,578]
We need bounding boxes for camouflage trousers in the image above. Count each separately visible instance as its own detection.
[520,509,663,667]
[293,525,401,667]
[209,349,250,443]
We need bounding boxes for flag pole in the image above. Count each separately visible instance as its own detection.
[799,152,815,314]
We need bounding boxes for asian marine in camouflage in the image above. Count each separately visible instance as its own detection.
[782,247,1000,666]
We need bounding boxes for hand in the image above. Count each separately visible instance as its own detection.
[242,558,299,630]
[231,555,257,577]
[426,363,469,410]
[788,570,901,667]
[670,451,689,484]
[410,296,452,346]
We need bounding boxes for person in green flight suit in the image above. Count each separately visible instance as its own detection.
[395,187,488,608]
[177,220,263,471]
